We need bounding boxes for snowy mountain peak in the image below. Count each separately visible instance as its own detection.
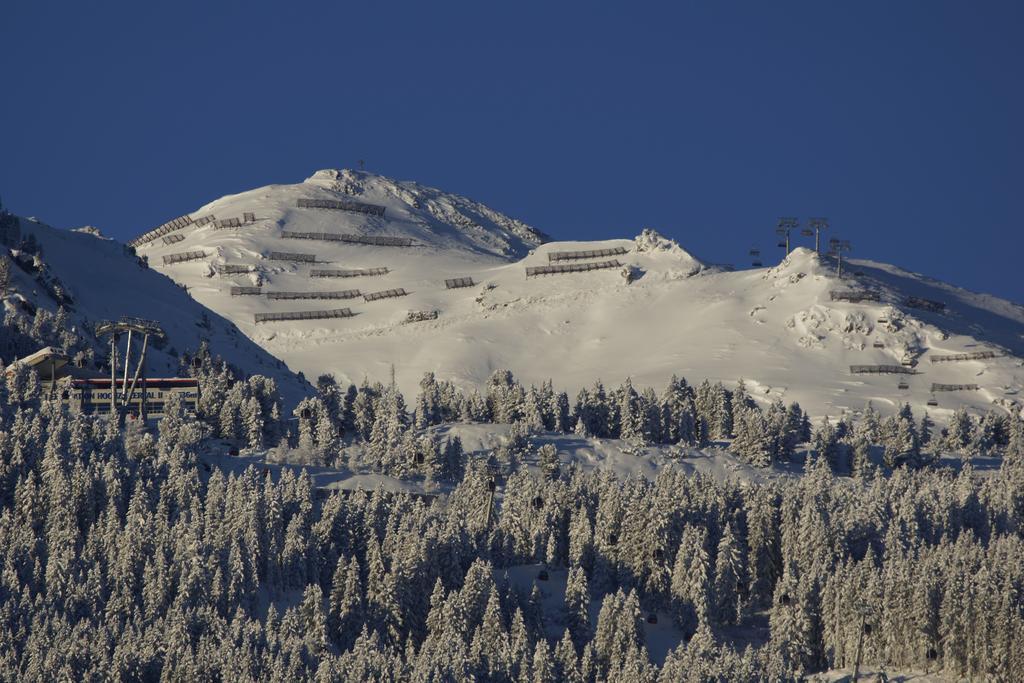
[634,228,689,254]
[184,169,551,261]
[302,168,386,196]
[765,247,828,280]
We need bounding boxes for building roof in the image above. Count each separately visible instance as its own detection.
[5,346,69,373]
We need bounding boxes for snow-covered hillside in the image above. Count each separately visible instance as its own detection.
[2,216,309,405]
[131,169,1024,424]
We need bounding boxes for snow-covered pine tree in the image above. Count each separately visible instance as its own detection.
[610,378,643,444]
[711,382,733,440]
[243,396,264,451]
[712,522,745,626]
[537,443,559,481]
[550,390,572,433]
[732,406,771,467]
[555,630,581,683]
[368,383,409,471]
[442,436,465,483]
[486,369,525,424]
[532,638,556,683]
[1006,414,1024,462]
[522,386,547,434]
[812,417,842,472]
[850,435,874,479]
[945,406,975,454]
[565,566,591,652]
[746,486,782,607]
[568,506,594,573]
[731,378,752,435]
[883,404,920,469]
[769,566,814,676]
[589,381,611,438]
[659,375,696,446]
[592,589,644,678]
[670,525,709,635]
[640,386,662,445]
[414,372,442,429]
[351,380,379,441]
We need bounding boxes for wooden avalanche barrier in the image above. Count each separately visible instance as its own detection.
[254,308,355,323]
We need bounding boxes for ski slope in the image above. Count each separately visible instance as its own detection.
[101,169,1024,423]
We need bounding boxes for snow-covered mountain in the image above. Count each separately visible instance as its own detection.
[174,168,549,260]
[39,168,1024,423]
[2,216,310,405]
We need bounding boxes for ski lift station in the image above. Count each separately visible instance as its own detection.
[5,346,198,419]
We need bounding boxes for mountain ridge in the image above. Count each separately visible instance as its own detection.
[7,170,1024,425]
[121,170,1024,424]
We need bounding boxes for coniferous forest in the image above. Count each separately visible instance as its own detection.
[2,311,1024,681]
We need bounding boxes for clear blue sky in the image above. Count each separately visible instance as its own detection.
[2,1,1022,302]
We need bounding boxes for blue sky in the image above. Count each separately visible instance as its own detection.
[2,1,1021,301]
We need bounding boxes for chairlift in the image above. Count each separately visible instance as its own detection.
[192,357,202,369]
[607,533,618,546]
[415,452,424,464]
[800,229,814,237]
[752,261,763,267]
[647,613,658,624]
[873,341,884,349]
[777,242,787,248]
[863,623,873,635]
[877,318,888,324]
[854,270,865,277]
[898,381,909,390]
[532,495,544,510]
[780,593,791,606]
[927,398,938,407]
[653,548,664,561]
[487,479,496,493]
[926,647,938,661]
[300,407,312,419]
[537,569,549,581]
[749,249,760,256]
[228,447,239,456]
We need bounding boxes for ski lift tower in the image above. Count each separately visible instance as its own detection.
[804,217,829,254]
[776,217,798,255]
[828,238,852,277]
[95,317,165,425]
